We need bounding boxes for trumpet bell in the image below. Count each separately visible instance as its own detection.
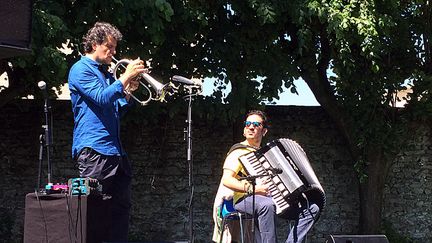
[142,73,169,97]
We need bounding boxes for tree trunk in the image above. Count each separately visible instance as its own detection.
[359,146,393,233]
[301,63,392,234]
[292,26,398,234]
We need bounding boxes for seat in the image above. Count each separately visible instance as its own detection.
[218,198,251,243]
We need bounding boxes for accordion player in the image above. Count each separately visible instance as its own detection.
[239,138,326,218]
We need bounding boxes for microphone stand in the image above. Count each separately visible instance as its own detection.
[37,134,44,190]
[239,174,269,243]
[37,93,52,191]
[44,94,52,185]
[183,85,199,243]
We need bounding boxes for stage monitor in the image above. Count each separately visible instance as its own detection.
[326,234,389,243]
[0,0,33,59]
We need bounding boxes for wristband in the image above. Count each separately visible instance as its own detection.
[246,183,254,195]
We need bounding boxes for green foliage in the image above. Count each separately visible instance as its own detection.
[2,0,431,139]
[354,158,367,183]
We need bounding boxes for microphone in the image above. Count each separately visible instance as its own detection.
[268,167,283,175]
[172,75,202,86]
[38,81,48,98]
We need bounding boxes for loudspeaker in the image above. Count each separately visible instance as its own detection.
[104,242,188,243]
[326,235,389,243]
[0,0,32,59]
[24,192,110,243]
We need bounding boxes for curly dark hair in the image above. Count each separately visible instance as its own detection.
[82,22,123,53]
[246,110,269,128]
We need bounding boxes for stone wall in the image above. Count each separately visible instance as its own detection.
[0,100,430,242]
[383,123,432,242]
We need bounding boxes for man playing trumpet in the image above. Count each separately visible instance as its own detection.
[68,21,145,242]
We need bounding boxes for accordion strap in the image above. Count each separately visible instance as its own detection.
[227,143,256,155]
[226,143,258,178]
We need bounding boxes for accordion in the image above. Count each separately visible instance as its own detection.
[239,138,325,217]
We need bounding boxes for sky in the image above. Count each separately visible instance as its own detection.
[201,77,319,106]
[266,79,319,106]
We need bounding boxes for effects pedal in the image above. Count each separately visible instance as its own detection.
[44,183,68,194]
[68,178,102,196]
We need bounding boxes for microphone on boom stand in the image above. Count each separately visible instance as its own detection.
[37,81,53,191]
[176,75,202,243]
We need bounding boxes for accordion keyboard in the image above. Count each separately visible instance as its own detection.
[240,152,291,215]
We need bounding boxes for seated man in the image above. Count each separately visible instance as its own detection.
[218,110,320,243]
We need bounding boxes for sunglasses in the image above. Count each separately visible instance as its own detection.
[244,121,263,128]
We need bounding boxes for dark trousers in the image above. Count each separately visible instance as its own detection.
[235,195,276,243]
[235,195,319,243]
[76,148,132,242]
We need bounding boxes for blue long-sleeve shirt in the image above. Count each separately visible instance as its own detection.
[68,56,130,158]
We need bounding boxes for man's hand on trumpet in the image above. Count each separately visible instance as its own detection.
[123,77,141,101]
[126,77,140,92]
[118,58,146,93]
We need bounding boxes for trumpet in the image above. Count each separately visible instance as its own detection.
[112,57,175,106]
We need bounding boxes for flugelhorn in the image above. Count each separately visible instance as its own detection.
[112,57,174,105]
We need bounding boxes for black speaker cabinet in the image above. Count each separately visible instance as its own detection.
[326,235,389,243]
[24,192,110,243]
[0,0,33,59]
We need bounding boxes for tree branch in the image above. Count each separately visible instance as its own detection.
[295,23,360,159]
